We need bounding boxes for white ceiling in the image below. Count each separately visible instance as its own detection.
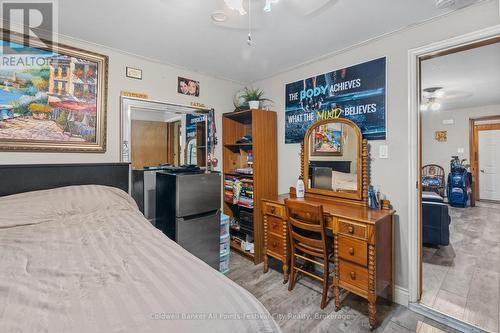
[57,0,486,83]
[421,41,500,111]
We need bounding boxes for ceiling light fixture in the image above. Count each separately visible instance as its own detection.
[224,0,247,15]
[211,11,227,22]
[264,0,279,12]
[431,101,441,111]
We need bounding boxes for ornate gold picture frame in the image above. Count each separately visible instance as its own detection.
[0,29,108,152]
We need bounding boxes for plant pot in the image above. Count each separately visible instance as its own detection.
[248,100,260,110]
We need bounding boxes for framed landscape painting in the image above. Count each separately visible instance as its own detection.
[310,123,343,156]
[0,29,108,152]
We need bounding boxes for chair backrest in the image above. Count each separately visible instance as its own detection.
[285,199,327,258]
[422,164,445,178]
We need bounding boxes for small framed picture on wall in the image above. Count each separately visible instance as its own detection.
[435,130,447,142]
[126,67,142,80]
[178,77,200,97]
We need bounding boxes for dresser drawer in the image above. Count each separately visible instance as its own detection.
[338,235,367,266]
[338,219,367,240]
[267,234,284,256]
[264,202,285,218]
[267,215,285,236]
[339,260,369,291]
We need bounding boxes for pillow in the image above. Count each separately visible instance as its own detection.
[332,170,357,191]
[0,185,138,228]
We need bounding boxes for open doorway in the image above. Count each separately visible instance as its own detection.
[418,38,500,332]
[471,118,500,203]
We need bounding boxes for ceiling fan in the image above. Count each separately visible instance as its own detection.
[224,0,279,15]
[420,86,473,111]
[421,87,445,111]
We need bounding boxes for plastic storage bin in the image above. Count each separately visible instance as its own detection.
[220,213,231,274]
[220,252,230,274]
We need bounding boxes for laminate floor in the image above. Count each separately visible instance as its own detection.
[227,253,460,333]
[422,201,500,333]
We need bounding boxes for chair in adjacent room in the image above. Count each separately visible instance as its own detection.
[422,164,446,197]
[285,199,333,309]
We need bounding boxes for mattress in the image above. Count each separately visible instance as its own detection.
[0,185,280,333]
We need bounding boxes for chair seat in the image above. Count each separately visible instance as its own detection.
[422,191,444,203]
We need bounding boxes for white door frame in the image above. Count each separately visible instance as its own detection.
[407,25,500,304]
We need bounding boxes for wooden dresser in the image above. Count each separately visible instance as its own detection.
[260,118,394,330]
[262,193,394,330]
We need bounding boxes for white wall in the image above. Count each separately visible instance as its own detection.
[0,35,241,169]
[251,1,500,292]
[422,104,500,172]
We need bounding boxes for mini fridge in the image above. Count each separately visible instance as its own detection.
[155,171,221,269]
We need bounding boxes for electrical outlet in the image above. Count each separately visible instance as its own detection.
[379,145,388,159]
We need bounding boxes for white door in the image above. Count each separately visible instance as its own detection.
[478,129,500,201]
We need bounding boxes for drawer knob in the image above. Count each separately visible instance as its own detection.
[273,241,277,247]
[348,226,354,234]
[350,271,356,280]
[348,247,355,255]
[271,206,276,213]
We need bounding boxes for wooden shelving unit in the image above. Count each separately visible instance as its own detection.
[223,109,277,264]
[195,122,206,167]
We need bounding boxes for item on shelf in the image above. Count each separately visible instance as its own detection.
[235,167,253,175]
[238,178,254,208]
[241,86,273,110]
[233,89,249,111]
[236,135,252,144]
[230,217,240,230]
[224,176,237,203]
[238,209,253,231]
[247,150,253,165]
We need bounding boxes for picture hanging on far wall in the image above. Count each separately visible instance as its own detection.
[435,130,447,142]
[178,77,200,97]
[0,29,108,152]
[284,57,386,144]
[310,123,343,156]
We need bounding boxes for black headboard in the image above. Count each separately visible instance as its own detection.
[0,163,130,197]
[309,160,352,174]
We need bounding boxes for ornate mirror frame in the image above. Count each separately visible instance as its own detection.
[300,118,369,205]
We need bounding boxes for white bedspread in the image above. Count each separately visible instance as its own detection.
[0,185,280,333]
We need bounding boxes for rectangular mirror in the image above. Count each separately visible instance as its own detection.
[121,97,213,171]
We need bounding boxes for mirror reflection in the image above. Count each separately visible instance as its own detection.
[307,122,359,193]
[129,108,208,170]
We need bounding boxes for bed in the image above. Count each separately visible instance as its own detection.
[0,164,280,333]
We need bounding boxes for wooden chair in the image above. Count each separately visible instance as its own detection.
[285,199,333,309]
[422,164,446,197]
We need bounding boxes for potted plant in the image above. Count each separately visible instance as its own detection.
[241,87,272,110]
